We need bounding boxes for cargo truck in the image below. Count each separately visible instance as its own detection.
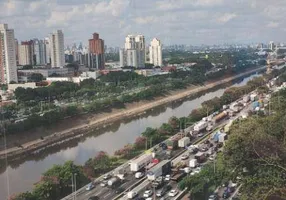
[194,121,208,132]
[178,137,190,148]
[147,160,171,181]
[189,159,198,168]
[212,112,227,124]
[130,154,153,172]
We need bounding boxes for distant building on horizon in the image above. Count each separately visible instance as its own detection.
[88,33,105,70]
[120,34,145,68]
[0,24,18,83]
[269,41,275,51]
[50,30,65,68]
[149,38,162,67]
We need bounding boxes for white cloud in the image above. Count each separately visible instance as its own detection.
[217,13,237,23]
[0,0,286,46]
[266,21,279,28]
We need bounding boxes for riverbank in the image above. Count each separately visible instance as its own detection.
[0,66,266,161]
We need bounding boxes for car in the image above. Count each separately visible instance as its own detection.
[200,147,208,152]
[194,167,201,174]
[88,196,99,200]
[135,172,144,179]
[208,194,218,200]
[164,174,171,181]
[115,187,124,194]
[143,190,153,198]
[223,191,230,199]
[198,133,204,137]
[145,198,153,200]
[100,180,108,187]
[168,189,178,197]
[181,154,189,160]
[156,176,163,182]
[156,188,166,197]
[103,174,111,180]
[86,183,95,191]
[209,155,215,161]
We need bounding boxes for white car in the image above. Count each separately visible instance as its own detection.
[181,154,189,160]
[135,172,144,179]
[168,189,178,197]
[86,183,95,191]
[164,174,171,181]
[143,190,153,198]
[209,155,215,161]
[100,180,108,187]
[194,167,201,174]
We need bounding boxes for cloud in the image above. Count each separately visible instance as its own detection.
[217,13,237,23]
[0,0,285,46]
[266,21,279,28]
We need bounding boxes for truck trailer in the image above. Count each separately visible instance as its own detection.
[194,121,208,132]
[147,160,171,181]
[178,137,190,148]
[130,154,153,172]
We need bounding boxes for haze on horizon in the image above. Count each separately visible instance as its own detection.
[0,0,284,46]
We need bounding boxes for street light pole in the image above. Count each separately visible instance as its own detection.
[74,173,77,200]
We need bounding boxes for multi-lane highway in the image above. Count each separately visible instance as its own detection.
[63,93,253,200]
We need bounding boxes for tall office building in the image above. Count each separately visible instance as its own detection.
[44,37,51,64]
[33,39,46,65]
[88,33,105,69]
[149,38,162,67]
[0,24,18,83]
[18,41,33,65]
[120,34,145,68]
[50,30,65,68]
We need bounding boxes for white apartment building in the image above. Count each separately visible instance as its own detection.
[0,24,18,83]
[18,43,32,65]
[44,37,51,64]
[149,38,162,67]
[120,34,145,68]
[50,30,65,68]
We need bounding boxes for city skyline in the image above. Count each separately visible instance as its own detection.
[1,0,286,46]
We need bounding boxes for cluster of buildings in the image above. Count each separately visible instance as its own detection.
[120,35,162,68]
[0,23,164,86]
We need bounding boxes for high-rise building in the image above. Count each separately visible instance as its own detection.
[18,41,33,65]
[15,39,19,65]
[269,41,275,51]
[50,30,65,68]
[120,34,145,68]
[33,39,46,65]
[88,33,105,69]
[149,38,162,67]
[0,24,18,83]
[44,37,51,64]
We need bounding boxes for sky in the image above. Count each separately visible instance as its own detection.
[0,0,285,47]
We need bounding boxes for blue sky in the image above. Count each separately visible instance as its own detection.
[0,0,284,46]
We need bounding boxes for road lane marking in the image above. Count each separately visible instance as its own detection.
[94,191,102,196]
[104,192,111,198]
[85,191,91,196]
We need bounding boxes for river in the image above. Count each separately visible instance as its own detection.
[0,73,261,198]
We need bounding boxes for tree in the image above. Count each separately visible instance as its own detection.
[158,123,174,135]
[30,73,44,82]
[168,116,180,129]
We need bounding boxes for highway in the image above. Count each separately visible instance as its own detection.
[118,101,252,200]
